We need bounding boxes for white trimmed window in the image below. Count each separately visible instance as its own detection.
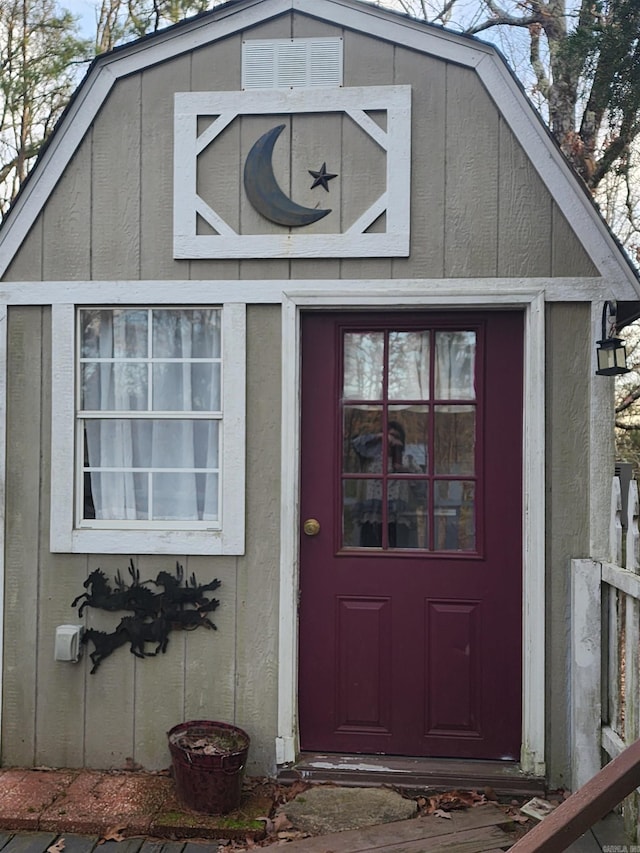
[51,302,246,555]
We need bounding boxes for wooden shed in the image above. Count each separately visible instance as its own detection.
[0,0,638,792]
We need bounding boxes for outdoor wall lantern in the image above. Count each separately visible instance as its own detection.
[596,301,630,376]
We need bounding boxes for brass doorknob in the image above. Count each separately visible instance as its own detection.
[303,518,321,536]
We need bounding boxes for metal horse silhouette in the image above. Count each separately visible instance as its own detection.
[72,560,220,673]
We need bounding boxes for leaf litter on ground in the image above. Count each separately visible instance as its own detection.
[418,789,488,815]
[222,779,533,850]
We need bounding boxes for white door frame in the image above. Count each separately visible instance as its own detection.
[276,286,546,776]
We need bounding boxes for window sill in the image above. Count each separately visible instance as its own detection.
[50,526,243,555]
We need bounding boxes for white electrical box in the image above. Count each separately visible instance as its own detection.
[54,625,84,662]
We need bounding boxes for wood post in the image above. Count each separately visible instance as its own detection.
[571,558,602,790]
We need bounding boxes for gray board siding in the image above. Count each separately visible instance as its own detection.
[544,302,591,790]
[3,12,597,282]
[3,305,280,775]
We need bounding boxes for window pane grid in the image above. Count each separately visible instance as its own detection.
[342,326,478,553]
[77,307,223,526]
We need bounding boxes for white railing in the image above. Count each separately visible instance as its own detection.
[572,475,640,841]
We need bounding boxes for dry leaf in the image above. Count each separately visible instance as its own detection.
[281,780,310,801]
[434,809,452,819]
[257,816,274,834]
[47,839,65,853]
[98,826,126,844]
[273,812,293,832]
[423,789,486,814]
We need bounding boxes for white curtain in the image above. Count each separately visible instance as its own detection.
[82,309,220,522]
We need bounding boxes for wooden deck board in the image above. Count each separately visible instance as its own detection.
[156,843,188,853]
[564,830,602,852]
[592,811,627,846]
[378,825,512,852]
[183,843,215,853]
[264,804,514,852]
[0,805,626,853]
[0,834,58,853]
[55,836,100,853]
[97,839,145,853]
[138,843,165,853]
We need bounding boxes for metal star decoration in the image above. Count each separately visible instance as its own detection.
[308,162,338,192]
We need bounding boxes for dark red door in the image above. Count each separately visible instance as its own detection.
[298,311,523,760]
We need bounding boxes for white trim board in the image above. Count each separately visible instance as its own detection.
[0,0,637,294]
[0,308,7,759]
[277,290,546,775]
[0,277,625,304]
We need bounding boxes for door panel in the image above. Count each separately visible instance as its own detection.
[298,311,523,760]
[337,597,392,732]
[426,600,481,735]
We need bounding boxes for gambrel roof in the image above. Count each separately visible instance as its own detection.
[1,0,638,295]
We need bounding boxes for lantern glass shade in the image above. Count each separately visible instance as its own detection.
[596,337,630,376]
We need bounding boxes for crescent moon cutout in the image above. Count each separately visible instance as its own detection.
[243,124,331,227]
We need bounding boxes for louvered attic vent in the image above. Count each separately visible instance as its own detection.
[242,38,343,89]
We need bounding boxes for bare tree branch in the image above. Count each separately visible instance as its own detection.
[616,387,640,415]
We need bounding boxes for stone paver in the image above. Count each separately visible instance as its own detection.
[0,771,79,831]
[283,785,417,834]
[0,769,268,840]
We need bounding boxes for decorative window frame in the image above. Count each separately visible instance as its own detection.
[173,86,412,259]
[50,300,246,555]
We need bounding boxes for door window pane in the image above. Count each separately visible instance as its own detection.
[389,405,428,473]
[435,331,476,399]
[344,406,383,473]
[343,479,384,547]
[343,332,384,399]
[434,480,475,550]
[341,325,478,553]
[388,479,428,548]
[434,406,475,475]
[388,331,430,399]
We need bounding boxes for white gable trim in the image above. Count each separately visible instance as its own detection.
[0,0,637,293]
